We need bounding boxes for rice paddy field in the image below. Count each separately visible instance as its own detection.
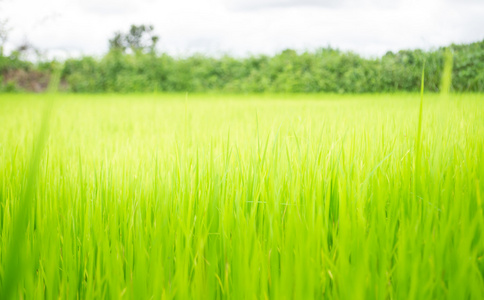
[0,93,483,299]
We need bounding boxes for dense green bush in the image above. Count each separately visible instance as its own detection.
[2,40,484,93]
[0,51,32,73]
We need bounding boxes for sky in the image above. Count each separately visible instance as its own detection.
[1,0,483,59]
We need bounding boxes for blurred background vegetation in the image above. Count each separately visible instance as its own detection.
[0,24,483,93]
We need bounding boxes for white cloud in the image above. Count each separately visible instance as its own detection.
[79,0,139,15]
[226,0,402,11]
[1,0,483,58]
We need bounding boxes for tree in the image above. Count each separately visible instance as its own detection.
[108,24,159,53]
[108,32,126,52]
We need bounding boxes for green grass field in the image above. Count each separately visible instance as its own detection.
[1,93,483,299]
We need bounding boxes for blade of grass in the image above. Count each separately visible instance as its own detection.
[413,61,426,204]
[0,97,53,299]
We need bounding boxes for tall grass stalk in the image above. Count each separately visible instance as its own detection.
[413,62,425,207]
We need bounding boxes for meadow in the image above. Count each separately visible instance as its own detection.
[0,93,483,299]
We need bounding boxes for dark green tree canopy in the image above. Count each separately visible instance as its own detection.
[109,24,159,53]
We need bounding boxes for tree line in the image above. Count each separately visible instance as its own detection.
[0,25,483,93]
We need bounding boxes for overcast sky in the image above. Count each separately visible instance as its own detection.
[1,0,483,59]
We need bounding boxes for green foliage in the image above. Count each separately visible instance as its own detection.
[47,62,62,93]
[440,48,453,95]
[60,40,484,93]
[0,80,19,92]
[1,40,484,93]
[62,56,104,92]
[452,40,484,91]
[0,51,32,73]
[0,94,483,298]
[108,24,159,53]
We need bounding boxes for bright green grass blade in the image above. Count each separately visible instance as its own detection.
[0,97,53,299]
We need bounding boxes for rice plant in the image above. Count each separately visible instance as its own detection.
[0,93,483,299]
